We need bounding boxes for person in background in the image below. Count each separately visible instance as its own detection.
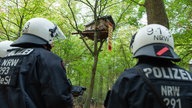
[106,24,192,108]
[0,18,73,108]
[0,40,14,58]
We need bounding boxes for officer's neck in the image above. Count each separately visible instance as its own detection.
[138,57,173,64]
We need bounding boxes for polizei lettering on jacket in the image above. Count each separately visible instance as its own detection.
[143,67,192,81]
[7,48,34,56]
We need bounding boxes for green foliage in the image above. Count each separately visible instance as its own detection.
[165,0,192,69]
[0,0,52,40]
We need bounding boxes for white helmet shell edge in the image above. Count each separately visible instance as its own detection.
[0,40,13,57]
[11,18,66,47]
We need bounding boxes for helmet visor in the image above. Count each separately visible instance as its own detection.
[54,26,66,40]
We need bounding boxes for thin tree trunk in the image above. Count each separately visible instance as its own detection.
[98,74,103,104]
[84,31,99,108]
[144,0,169,28]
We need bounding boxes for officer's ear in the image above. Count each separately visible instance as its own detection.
[43,44,52,51]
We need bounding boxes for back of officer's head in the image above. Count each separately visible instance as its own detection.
[130,24,180,62]
[11,18,66,50]
[0,40,14,58]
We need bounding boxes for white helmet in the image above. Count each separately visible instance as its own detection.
[0,40,13,57]
[11,18,66,48]
[130,24,180,62]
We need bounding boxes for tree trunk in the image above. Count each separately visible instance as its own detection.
[84,31,99,108]
[144,0,169,28]
[98,74,103,104]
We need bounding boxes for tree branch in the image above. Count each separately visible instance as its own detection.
[98,39,106,52]
[115,3,132,27]
[67,0,79,31]
[75,0,94,13]
[130,0,145,7]
[67,0,94,55]
[0,18,10,40]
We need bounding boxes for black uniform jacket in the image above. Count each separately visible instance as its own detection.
[0,48,73,108]
[107,59,192,108]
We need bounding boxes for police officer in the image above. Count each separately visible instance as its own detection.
[0,18,73,108]
[0,40,14,58]
[106,24,192,108]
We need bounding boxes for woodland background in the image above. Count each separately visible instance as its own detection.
[0,0,191,108]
